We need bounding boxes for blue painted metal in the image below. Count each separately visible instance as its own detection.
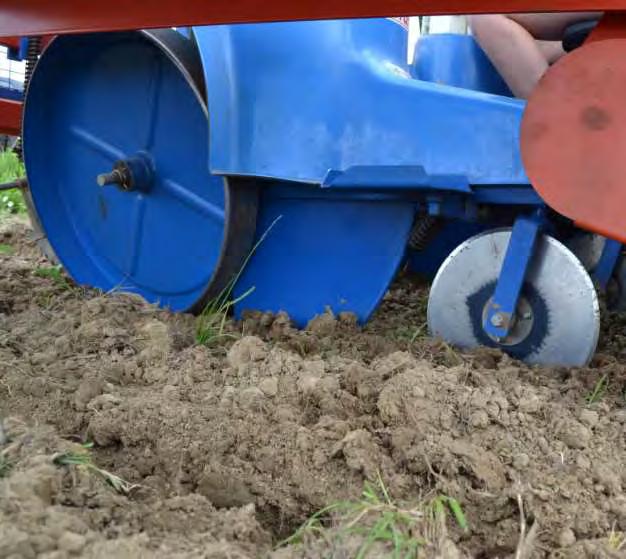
[7,37,28,61]
[0,86,23,101]
[407,220,488,279]
[192,19,528,187]
[412,34,513,97]
[23,32,229,312]
[472,186,543,206]
[593,239,622,289]
[322,165,471,192]
[175,27,193,39]
[232,181,415,326]
[483,215,543,340]
[189,19,531,325]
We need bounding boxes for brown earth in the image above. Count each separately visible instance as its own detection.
[0,218,625,559]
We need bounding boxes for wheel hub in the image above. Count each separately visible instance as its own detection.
[481,295,534,346]
[97,152,155,193]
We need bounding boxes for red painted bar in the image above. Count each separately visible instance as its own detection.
[0,98,22,136]
[0,36,19,49]
[0,0,624,37]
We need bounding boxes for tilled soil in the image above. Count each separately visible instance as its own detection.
[0,218,625,559]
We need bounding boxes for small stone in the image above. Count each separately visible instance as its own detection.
[227,336,267,368]
[73,375,104,411]
[560,421,592,449]
[318,375,340,393]
[518,393,541,413]
[238,387,266,412]
[579,409,599,428]
[338,312,358,327]
[537,436,551,454]
[53,335,71,355]
[259,377,278,397]
[305,360,326,376]
[613,409,626,423]
[305,311,336,336]
[86,393,122,411]
[161,385,179,399]
[274,404,300,423]
[57,532,86,553]
[558,528,576,548]
[593,464,622,495]
[297,374,321,395]
[196,472,254,508]
[576,454,591,469]
[469,410,490,429]
[513,453,530,470]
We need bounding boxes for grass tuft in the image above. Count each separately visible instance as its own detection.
[428,494,469,534]
[0,455,11,478]
[53,442,139,495]
[196,216,282,345]
[0,150,26,215]
[608,524,625,551]
[278,472,468,558]
[33,265,71,289]
[586,373,609,405]
[0,243,14,255]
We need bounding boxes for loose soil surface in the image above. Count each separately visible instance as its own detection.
[0,218,624,558]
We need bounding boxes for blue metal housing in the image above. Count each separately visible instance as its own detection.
[412,33,513,97]
[193,19,528,187]
[190,19,535,322]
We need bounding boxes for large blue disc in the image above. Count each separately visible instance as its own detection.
[23,31,251,312]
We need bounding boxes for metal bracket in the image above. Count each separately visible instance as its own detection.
[322,165,471,192]
[482,213,543,340]
[593,238,622,289]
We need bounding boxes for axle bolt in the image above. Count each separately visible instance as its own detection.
[490,313,505,327]
[97,170,125,188]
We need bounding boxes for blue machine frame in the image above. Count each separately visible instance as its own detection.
[20,18,623,344]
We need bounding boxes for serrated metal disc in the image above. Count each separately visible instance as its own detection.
[427,229,600,366]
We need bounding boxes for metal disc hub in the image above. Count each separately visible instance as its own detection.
[481,295,534,346]
[97,152,155,193]
[427,229,600,366]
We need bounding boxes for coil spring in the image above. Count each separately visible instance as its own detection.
[408,215,441,251]
[15,36,42,160]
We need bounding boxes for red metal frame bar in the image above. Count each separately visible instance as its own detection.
[0,2,625,136]
[0,37,19,50]
[0,98,22,136]
[0,0,625,37]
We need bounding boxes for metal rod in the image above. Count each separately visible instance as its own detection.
[0,178,27,191]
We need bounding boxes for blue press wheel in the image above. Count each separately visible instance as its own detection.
[23,30,258,312]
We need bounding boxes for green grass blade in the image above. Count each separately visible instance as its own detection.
[445,497,469,533]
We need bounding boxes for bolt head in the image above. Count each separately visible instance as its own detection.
[490,313,504,327]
